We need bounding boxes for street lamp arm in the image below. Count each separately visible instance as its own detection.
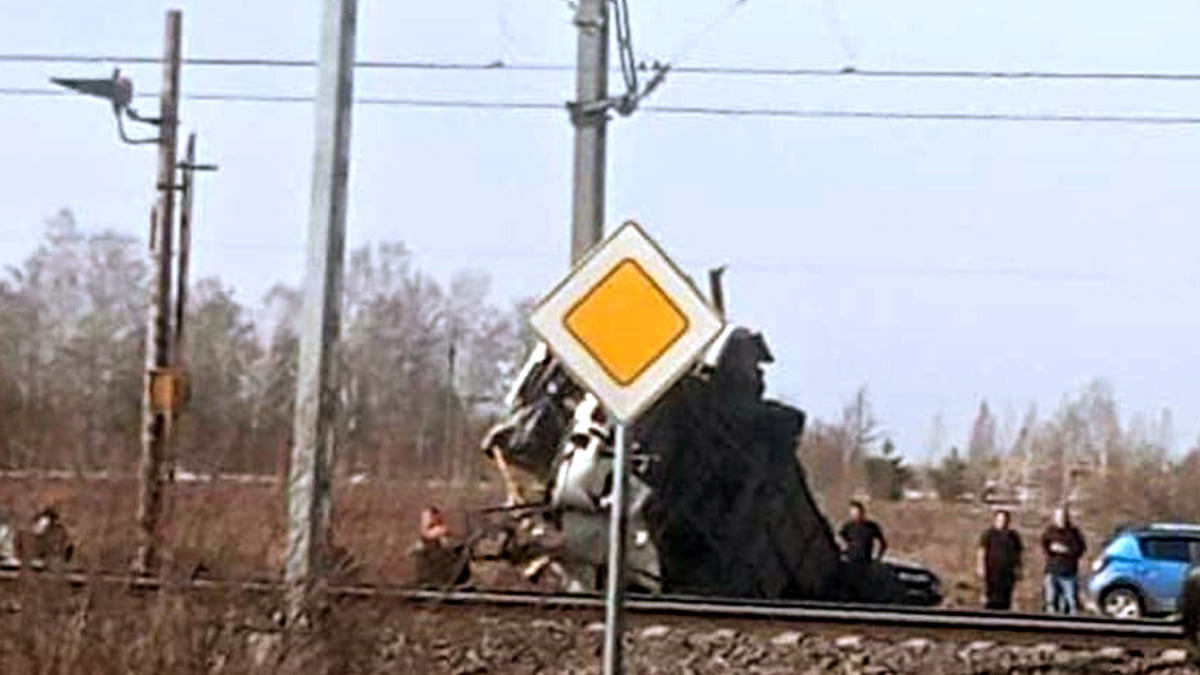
[115,108,160,145]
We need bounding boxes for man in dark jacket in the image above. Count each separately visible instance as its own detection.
[1041,506,1086,614]
[839,500,887,566]
[977,509,1023,610]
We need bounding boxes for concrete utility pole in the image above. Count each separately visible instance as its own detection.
[568,3,626,673]
[285,0,358,625]
[570,0,610,265]
[135,9,182,574]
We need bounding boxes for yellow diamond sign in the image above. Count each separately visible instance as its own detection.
[530,221,724,422]
[564,259,689,386]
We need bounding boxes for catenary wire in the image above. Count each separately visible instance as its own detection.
[2,86,1199,126]
[6,53,1200,82]
[0,230,1194,287]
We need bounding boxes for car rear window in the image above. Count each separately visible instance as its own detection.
[1139,537,1193,563]
[1103,534,1141,559]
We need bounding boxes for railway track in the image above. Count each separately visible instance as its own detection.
[0,567,1189,649]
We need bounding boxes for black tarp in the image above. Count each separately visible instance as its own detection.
[634,329,903,602]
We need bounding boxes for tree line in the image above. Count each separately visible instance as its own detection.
[800,382,1200,532]
[4,209,1199,531]
[0,210,532,481]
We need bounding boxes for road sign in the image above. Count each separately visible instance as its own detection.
[530,220,724,422]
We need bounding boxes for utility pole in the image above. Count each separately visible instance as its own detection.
[166,133,216,485]
[286,0,358,625]
[570,0,609,265]
[442,334,457,481]
[174,133,197,366]
[568,3,626,673]
[135,9,182,574]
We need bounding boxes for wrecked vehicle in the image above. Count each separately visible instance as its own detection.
[475,282,940,605]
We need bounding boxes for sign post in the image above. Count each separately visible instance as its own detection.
[602,422,629,674]
[530,221,724,674]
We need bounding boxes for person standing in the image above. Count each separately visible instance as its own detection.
[839,500,888,566]
[977,509,1023,610]
[1041,506,1086,614]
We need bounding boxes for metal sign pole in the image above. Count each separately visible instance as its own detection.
[530,221,726,675]
[603,421,629,675]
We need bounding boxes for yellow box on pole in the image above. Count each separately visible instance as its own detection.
[149,367,188,414]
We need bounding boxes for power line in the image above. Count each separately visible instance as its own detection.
[665,0,750,65]
[0,228,1177,285]
[6,53,1200,82]
[3,86,1200,126]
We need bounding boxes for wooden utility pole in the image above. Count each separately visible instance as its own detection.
[570,0,609,265]
[166,133,216,485]
[286,0,358,625]
[174,133,196,365]
[135,9,182,574]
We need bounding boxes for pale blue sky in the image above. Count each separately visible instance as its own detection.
[1,0,1198,458]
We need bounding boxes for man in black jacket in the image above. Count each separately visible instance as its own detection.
[977,509,1023,610]
[1041,506,1086,614]
[839,501,887,566]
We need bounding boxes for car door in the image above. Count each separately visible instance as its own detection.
[1138,536,1192,613]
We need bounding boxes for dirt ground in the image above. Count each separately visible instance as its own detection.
[0,475,1128,613]
[0,475,508,584]
[0,477,1192,673]
[865,501,1107,613]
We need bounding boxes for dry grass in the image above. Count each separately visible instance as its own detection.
[0,578,397,675]
[0,476,505,584]
[871,500,1107,612]
[0,477,1128,673]
[0,475,510,673]
[4,476,1111,609]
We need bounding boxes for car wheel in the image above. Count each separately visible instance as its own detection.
[1101,587,1143,619]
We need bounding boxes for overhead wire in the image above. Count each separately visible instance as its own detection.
[7,52,1200,82]
[1,86,1199,126]
[819,0,859,69]
[664,0,751,65]
[0,228,1182,286]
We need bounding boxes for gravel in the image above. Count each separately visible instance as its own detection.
[359,609,1200,675]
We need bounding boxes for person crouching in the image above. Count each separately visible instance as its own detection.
[410,505,471,588]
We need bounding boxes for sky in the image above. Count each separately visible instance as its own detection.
[1,0,1198,460]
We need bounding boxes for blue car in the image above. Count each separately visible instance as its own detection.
[1086,523,1200,618]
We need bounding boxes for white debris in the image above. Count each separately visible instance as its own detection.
[530,619,564,632]
[639,625,671,640]
[900,637,933,654]
[0,523,18,566]
[1157,648,1190,666]
[835,635,863,651]
[769,631,804,648]
[695,628,738,643]
[246,631,281,667]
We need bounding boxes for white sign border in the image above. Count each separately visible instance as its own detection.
[530,220,725,422]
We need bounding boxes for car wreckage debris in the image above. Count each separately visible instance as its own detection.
[472,327,920,604]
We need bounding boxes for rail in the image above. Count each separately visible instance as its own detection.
[0,567,1186,646]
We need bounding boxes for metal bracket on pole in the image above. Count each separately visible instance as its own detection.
[566,100,612,128]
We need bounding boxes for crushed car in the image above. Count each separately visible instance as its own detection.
[473,278,941,605]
